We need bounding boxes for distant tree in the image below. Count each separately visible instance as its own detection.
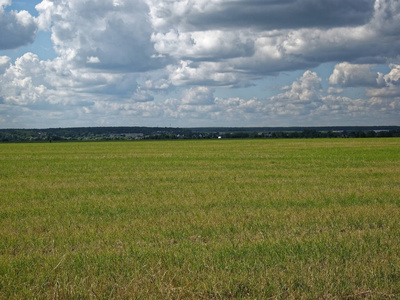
[231,132,249,138]
[302,129,319,138]
[327,131,335,138]
[288,132,300,138]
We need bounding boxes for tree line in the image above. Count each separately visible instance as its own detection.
[1,126,399,142]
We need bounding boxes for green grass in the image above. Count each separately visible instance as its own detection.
[0,139,399,299]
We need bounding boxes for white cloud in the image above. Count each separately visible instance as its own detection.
[143,77,170,90]
[86,56,101,64]
[181,86,214,105]
[0,0,11,13]
[30,0,400,83]
[147,0,400,85]
[152,29,254,60]
[131,88,154,102]
[159,95,269,125]
[366,64,400,100]
[327,87,344,94]
[1,0,400,128]
[35,0,54,30]
[0,55,11,74]
[0,52,140,107]
[329,62,381,87]
[36,0,164,71]
[383,64,400,86]
[168,60,240,87]
[0,53,47,105]
[270,71,322,104]
[262,69,397,125]
[0,3,38,50]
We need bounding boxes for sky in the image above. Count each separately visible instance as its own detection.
[0,0,399,129]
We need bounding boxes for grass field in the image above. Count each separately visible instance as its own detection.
[0,138,399,299]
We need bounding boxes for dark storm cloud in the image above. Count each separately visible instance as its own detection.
[188,0,376,31]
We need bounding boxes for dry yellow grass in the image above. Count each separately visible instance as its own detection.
[0,138,399,298]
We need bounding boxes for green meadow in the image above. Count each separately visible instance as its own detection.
[0,138,399,299]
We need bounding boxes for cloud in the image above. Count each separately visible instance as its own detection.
[131,88,154,102]
[32,0,400,84]
[152,29,255,61]
[181,86,215,105]
[2,0,400,128]
[262,69,399,125]
[147,0,375,32]
[168,60,240,87]
[0,52,140,107]
[329,62,381,87]
[0,2,38,50]
[270,71,322,104]
[367,64,400,99]
[86,56,101,64]
[158,95,269,126]
[191,0,375,31]
[0,55,11,73]
[383,64,400,86]
[327,87,344,94]
[148,0,400,85]
[0,53,47,105]
[36,0,165,71]
[0,0,11,11]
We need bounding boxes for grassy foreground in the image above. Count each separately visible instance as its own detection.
[0,138,399,299]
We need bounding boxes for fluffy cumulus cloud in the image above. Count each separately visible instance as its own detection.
[0,55,11,73]
[329,63,382,87]
[367,64,400,104]
[0,0,38,50]
[181,86,215,105]
[149,0,400,78]
[266,71,325,121]
[1,0,400,127]
[0,52,140,115]
[272,71,322,104]
[35,0,164,71]
[264,69,399,125]
[0,53,47,106]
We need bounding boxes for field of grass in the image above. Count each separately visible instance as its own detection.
[0,138,399,299]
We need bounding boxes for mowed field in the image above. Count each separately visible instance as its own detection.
[0,138,399,299]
